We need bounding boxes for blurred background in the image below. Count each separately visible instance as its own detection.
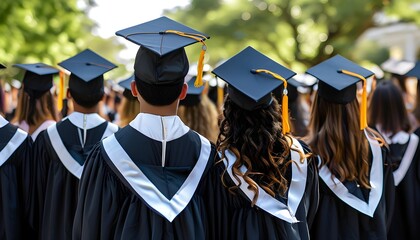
[0,0,419,83]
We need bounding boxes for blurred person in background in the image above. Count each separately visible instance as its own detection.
[178,75,219,143]
[11,63,59,141]
[115,75,140,127]
[369,80,420,240]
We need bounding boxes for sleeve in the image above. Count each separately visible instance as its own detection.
[204,155,232,240]
[72,143,124,240]
[382,146,395,231]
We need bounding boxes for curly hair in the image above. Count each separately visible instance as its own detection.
[308,94,384,188]
[217,97,294,205]
[178,95,219,143]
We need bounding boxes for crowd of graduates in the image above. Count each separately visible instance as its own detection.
[1,16,420,240]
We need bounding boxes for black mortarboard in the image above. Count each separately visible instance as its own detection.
[13,63,58,93]
[405,61,420,79]
[0,63,5,69]
[58,49,117,96]
[212,46,296,111]
[118,75,137,100]
[180,76,205,106]
[116,16,210,90]
[306,54,374,104]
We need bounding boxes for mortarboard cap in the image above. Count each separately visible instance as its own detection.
[212,46,296,134]
[58,49,117,96]
[13,63,58,93]
[306,54,374,130]
[380,58,414,76]
[118,75,137,100]
[405,61,420,79]
[180,76,205,106]
[306,54,374,104]
[116,16,210,88]
[0,63,5,69]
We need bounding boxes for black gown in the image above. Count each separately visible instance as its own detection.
[386,130,420,240]
[310,134,395,240]
[73,113,216,240]
[0,116,34,239]
[208,138,319,240]
[33,113,118,240]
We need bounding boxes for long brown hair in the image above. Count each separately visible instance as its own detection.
[369,80,411,134]
[308,94,383,188]
[12,88,57,126]
[118,97,140,127]
[178,95,219,143]
[217,97,293,205]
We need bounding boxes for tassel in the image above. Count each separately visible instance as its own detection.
[217,82,224,112]
[195,44,206,87]
[339,69,368,130]
[57,71,64,111]
[252,69,290,135]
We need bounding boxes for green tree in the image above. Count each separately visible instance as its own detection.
[168,0,420,71]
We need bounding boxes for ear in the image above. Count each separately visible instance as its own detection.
[130,80,138,97]
[66,88,71,99]
[179,83,188,100]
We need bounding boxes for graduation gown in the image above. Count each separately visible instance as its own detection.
[208,138,319,240]
[73,113,216,240]
[386,130,420,239]
[0,116,34,239]
[33,112,119,240]
[310,132,395,240]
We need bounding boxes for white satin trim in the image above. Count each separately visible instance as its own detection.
[64,112,106,130]
[376,126,409,145]
[129,113,189,142]
[318,130,383,217]
[0,128,28,167]
[102,133,212,222]
[47,122,118,179]
[222,137,307,223]
[393,133,419,186]
[0,115,8,128]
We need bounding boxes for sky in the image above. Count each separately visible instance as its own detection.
[87,0,190,61]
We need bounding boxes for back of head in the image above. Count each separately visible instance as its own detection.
[134,47,188,106]
[369,80,410,134]
[69,75,105,108]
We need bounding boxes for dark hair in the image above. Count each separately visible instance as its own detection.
[135,76,184,106]
[369,80,411,134]
[308,94,384,188]
[69,89,104,108]
[217,97,295,205]
[412,80,420,122]
[0,81,5,115]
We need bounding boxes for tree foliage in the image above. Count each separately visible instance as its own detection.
[168,0,420,71]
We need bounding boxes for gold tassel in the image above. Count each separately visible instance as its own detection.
[339,69,368,130]
[217,83,224,112]
[57,71,64,111]
[253,69,290,135]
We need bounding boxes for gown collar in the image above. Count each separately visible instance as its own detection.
[0,115,8,128]
[65,112,106,130]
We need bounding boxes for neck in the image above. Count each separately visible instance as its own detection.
[72,102,100,114]
[139,98,178,116]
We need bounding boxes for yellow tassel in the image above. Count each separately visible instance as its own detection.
[217,83,224,112]
[195,45,206,87]
[339,69,368,130]
[253,69,290,135]
[57,71,64,111]
[282,94,290,135]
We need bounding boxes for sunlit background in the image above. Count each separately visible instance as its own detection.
[1,0,419,83]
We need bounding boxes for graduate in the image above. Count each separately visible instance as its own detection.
[178,76,219,143]
[12,63,59,140]
[407,61,420,132]
[368,80,420,239]
[306,55,395,239]
[210,46,319,240]
[0,63,35,239]
[115,75,140,127]
[32,49,119,240]
[72,16,216,239]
